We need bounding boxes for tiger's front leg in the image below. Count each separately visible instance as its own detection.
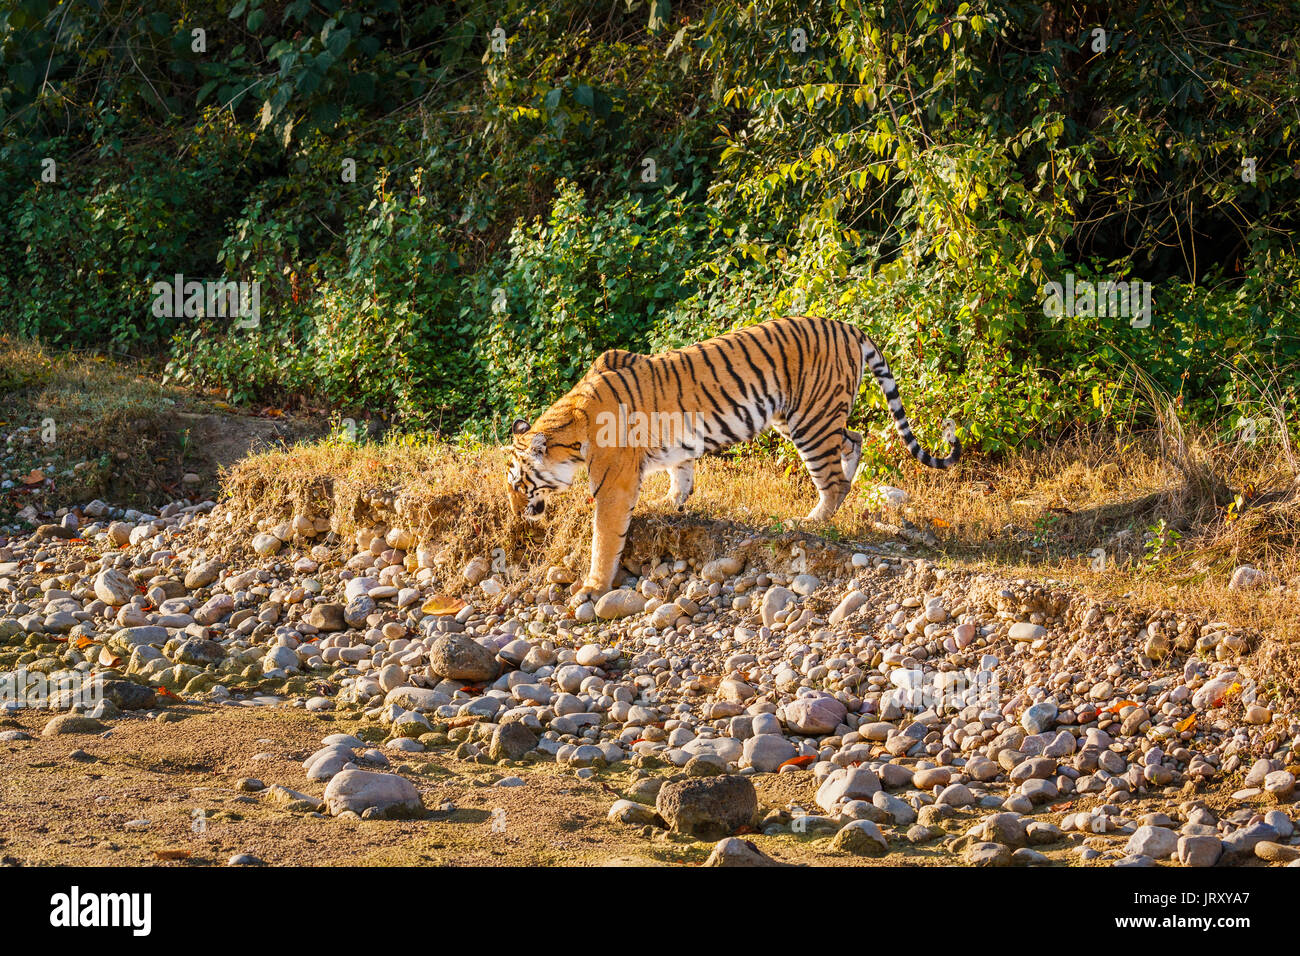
[571,456,641,606]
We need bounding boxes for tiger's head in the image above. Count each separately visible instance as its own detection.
[506,417,583,521]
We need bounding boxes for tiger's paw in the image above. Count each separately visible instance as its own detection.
[569,585,602,608]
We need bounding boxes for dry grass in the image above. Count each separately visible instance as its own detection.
[220,424,1300,642]
[898,426,1300,642]
[0,336,189,514]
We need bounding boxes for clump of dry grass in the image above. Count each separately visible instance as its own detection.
[219,438,882,583]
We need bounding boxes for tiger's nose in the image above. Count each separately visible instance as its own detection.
[527,501,545,517]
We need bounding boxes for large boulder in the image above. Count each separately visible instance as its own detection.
[322,770,423,818]
[655,775,757,840]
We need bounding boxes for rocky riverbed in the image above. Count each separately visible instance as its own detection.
[1,494,1297,867]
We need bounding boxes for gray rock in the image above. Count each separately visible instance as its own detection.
[828,590,867,625]
[701,556,743,582]
[703,837,786,867]
[87,699,121,720]
[981,812,1027,847]
[607,799,658,826]
[1009,622,1047,642]
[935,783,975,807]
[1020,777,1059,804]
[174,639,225,667]
[93,568,136,606]
[832,819,888,856]
[1176,834,1222,867]
[965,842,1013,866]
[305,604,347,631]
[429,634,498,681]
[760,587,795,627]
[114,625,169,648]
[1264,810,1294,839]
[1021,701,1058,735]
[594,589,646,620]
[1012,847,1050,866]
[305,746,354,782]
[489,722,538,760]
[1126,825,1178,860]
[871,790,916,825]
[384,686,449,712]
[1221,821,1278,861]
[1255,841,1300,863]
[784,695,846,735]
[251,532,282,556]
[816,767,882,813]
[322,770,422,818]
[343,595,377,628]
[266,786,325,812]
[184,560,223,589]
[656,775,757,839]
[742,733,797,772]
[43,714,107,736]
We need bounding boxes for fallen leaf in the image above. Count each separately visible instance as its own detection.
[1174,714,1197,733]
[776,755,818,770]
[422,594,467,616]
[154,849,191,861]
[21,469,44,485]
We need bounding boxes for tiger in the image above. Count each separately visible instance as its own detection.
[506,315,960,605]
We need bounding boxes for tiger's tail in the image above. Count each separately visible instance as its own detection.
[852,327,961,470]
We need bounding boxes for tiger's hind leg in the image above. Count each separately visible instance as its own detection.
[788,415,854,524]
[648,459,695,511]
[841,428,863,487]
[665,459,695,511]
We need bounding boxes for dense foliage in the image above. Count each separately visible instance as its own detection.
[2,0,1297,463]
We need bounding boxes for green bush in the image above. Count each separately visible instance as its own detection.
[483,180,712,417]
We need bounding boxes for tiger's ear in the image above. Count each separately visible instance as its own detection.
[512,418,530,436]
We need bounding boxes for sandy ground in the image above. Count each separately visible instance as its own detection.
[0,701,1253,868]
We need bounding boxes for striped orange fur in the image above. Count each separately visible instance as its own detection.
[505,316,960,603]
